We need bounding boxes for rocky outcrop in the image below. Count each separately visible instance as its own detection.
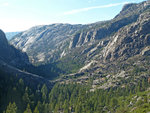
[103,11,150,61]
[70,15,136,48]
[141,46,150,56]
[115,1,150,19]
[69,1,150,49]
[10,24,84,64]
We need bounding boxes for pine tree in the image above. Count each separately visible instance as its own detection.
[19,78,24,86]
[142,79,146,91]
[24,104,32,113]
[110,98,118,108]
[33,106,39,113]
[4,102,17,113]
[23,87,31,105]
[54,104,59,113]
[63,100,69,113]
[41,84,48,101]
[42,102,49,113]
[75,102,82,113]
[18,78,24,93]
[36,101,42,113]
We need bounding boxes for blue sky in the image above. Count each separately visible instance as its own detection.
[0,0,146,32]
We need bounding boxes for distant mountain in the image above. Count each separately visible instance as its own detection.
[10,1,150,66]
[10,24,85,64]
[5,32,20,40]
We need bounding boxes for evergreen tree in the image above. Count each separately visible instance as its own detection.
[33,106,39,113]
[36,101,42,113]
[23,87,31,105]
[142,79,146,91]
[54,104,59,113]
[63,100,69,113]
[41,84,48,101]
[42,102,49,113]
[24,104,32,113]
[4,102,17,113]
[110,98,118,108]
[18,78,24,93]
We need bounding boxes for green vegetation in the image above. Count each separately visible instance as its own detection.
[1,66,150,113]
[0,1,150,113]
[3,102,17,113]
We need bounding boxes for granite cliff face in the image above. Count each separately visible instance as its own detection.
[103,11,150,61]
[50,1,150,90]
[10,1,150,65]
[10,24,84,64]
[70,1,150,48]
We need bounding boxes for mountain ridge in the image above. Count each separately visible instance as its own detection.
[0,30,52,88]
[10,24,85,64]
[10,1,150,66]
